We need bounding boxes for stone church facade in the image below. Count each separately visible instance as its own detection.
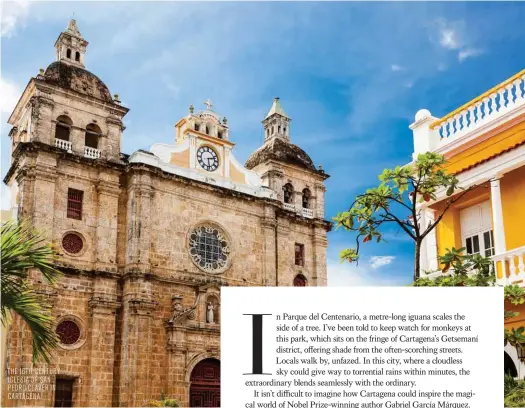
[2,21,330,407]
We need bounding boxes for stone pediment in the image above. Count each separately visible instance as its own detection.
[129,140,277,199]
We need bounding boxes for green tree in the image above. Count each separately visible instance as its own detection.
[334,152,485,280]
[1,219,62,362]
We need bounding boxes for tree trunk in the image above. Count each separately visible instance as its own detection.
[414,241,421,281]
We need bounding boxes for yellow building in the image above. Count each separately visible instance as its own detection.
[410,68,525,376]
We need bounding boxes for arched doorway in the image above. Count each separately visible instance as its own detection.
[505,351,518,377]
[190,358,220,407]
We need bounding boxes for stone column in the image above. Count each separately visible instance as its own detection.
[119,277,157,407]
[311,225,328,286]
[314,183,326,219]
[125,170,153,273]
[95,179,120,272]
[87,286,121,407]
[105,116,124,162]
[490,177,507,255]
[261,206,277,286]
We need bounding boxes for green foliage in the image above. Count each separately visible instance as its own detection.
[146,392,180,407]
[505,374,519,397]
[504,387,525,407]
[1,219,62,363]
[412,248,495,287]
[334,152,467,278]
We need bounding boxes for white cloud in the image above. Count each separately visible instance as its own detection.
[1,0,30,37]
[0,77,21,115]
[391,64,403,72]
[458,48,484,62]
[439,28,460,50]
[369,255,396,269]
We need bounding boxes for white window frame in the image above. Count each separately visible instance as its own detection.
[460,201,495,257]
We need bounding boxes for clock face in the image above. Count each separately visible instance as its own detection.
[197,146,219,172]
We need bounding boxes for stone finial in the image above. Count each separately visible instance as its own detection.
[189,104,195,114]
[222,116,227,124]
[66,19,82,38]
[39,68,45,75]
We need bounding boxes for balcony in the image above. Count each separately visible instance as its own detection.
[84,146,101,159]
[55,138,72,152]
[302,208,314,219]
[494,246,525,286]
[430,69,525,148]
[283,202,295,212]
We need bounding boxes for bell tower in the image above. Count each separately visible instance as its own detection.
[262,97,291,142]
[55,19,88,68]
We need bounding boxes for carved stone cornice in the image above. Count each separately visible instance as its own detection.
[128,298,158,316]
[89,295,122,316]
[95,181,120,197]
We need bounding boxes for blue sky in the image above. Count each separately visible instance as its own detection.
[2,2,525,286]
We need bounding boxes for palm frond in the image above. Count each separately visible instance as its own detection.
[1,219,62,362]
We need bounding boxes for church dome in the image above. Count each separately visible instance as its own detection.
[43,61,113,103]
[245,137,317,172]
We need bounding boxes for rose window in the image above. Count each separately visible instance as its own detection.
[56,320,81,345]
[62,233,83,254]
[189,225,230,273]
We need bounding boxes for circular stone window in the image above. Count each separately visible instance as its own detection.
[56,320,81,345]
[188,224,231,273]
[62,233,84,255]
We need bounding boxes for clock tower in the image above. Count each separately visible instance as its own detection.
[134,100,272,194]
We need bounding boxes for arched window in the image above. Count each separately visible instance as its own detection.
[205,125,210,135]
[85,123,102,149]
[75,52,80,62]
[302,188,311,209]
[283,183,294,204]
[55,115,72,141]
[294,274,307,287]
[194,122,200,131]
[283,127,287,135]
[66,49,71,59]
[217,130,223,139]
[278,125,281,133]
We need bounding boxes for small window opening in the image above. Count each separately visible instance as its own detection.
[302,189,311,209]
[218,130,223,139]
[283,183,294,204]
[194,123,200,131]
[283,127,287,134]
[54,378,74,408]
[55,115,72,141]
[278,125,281,133]
[294,274,307,287]
[205,126,210,135]
[85,123,101,149]
[66,49,72,59]
[75,52,80,62]
[295,243,305,266]
[67,188,83,220]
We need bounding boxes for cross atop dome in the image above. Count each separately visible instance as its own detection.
[55,19,88,68]
[204,99,214,111]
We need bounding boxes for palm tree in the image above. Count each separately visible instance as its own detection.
[1,219,62,362]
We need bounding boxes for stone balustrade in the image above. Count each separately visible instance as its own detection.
[283,202,295,212]
[84,146,101,159]
[302,208,314,218]
[55,138,72,152]
[494,246,525,286]
[430,69,525,144]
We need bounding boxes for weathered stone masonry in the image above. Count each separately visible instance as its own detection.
[2,20,330,407]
